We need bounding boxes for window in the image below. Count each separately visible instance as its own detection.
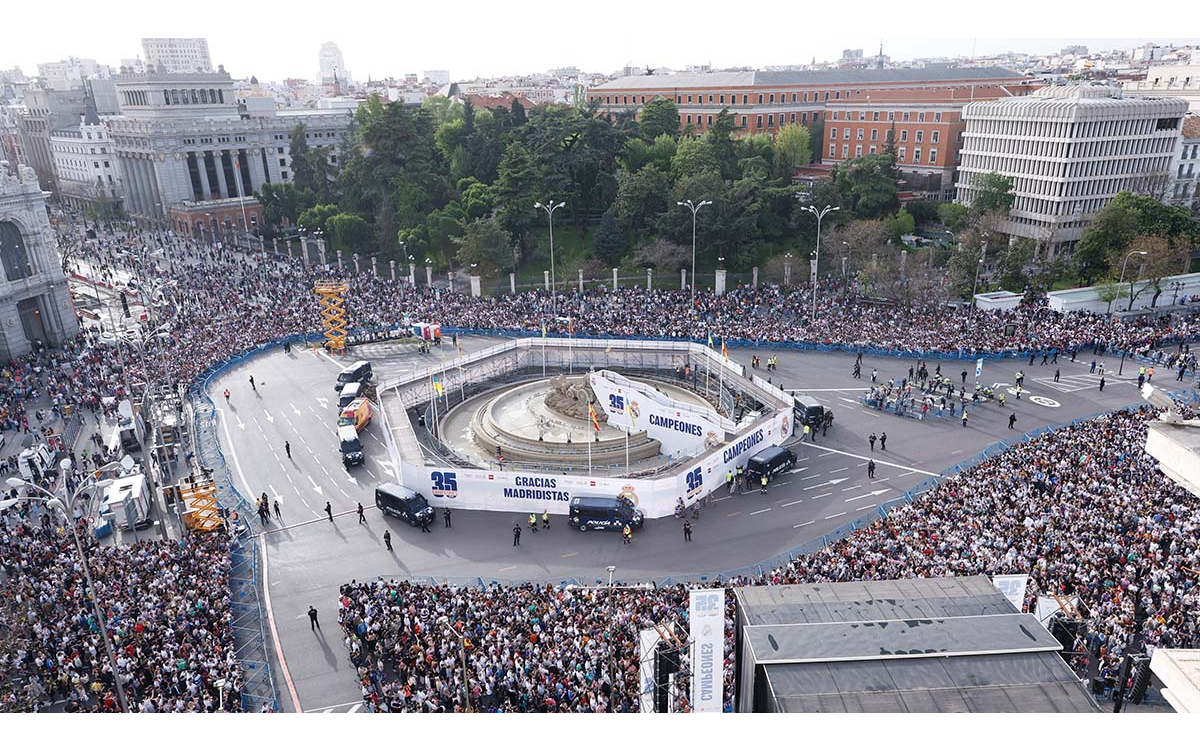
[869,146,877,155]
[870,129,878,140]
[931,131,940,144]
[719,94,725,104]
[707,114,713,124]
[915,131,923,143]
[834,91,840,99]
[829,144,836,158]
[278,147,284,154]
[103,161,109,168]
[900,130,908,142]
[918,112,926,122]
[913,148,921,163]
[687,95,692,103]
[855,145,863,157]
[841,144,849,158]
[934,112,942,123]
[768,114,774,125]
[789,113,796,123]
[803,92,808,103]
[756,114,763,127]
[740,115,747,126]
[857,128,864,140]
[829,127,838,139]
[898,147,906,162]
[791,93,797,102]
[279,158,287,166]
[929,148,938,164]
[0,221,32,281]
[769,93,775,103]
[281,171,288,180]
[902,111,910,122]
[708,95,713,103]
[757,94,763,104]
[686,115,692,124]
[742,95,748,104]
[888,112,894,121]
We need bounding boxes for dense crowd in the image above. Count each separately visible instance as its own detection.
[335,404,1200,712]
[0,506,241,712]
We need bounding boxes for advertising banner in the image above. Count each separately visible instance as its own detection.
[589,372,725,458]
[689,589,725,713]
[992,573,1030,611]
[639,628,661,713]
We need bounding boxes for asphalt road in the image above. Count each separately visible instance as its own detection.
[210,336,1158,712]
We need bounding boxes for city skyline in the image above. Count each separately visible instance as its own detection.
[2,0,1196,83]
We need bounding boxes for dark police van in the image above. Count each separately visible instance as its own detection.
[336,360,373,392]
[568,495,645,532]
[792,394,832,429]
[375,483,435,526]
[338,425,364,467]
[743,445,796,481]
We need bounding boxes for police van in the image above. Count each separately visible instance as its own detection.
[338,424,365,467]
[337,381,363,410]
[743,445,796,482]
[335,360,373,392]
[375,483,434,526]
[568,495,645,532]
[792,394,832,429]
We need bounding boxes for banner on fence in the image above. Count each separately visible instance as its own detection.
[639,628,661,713]
[689,589,725,713]
[991,573,1030,611]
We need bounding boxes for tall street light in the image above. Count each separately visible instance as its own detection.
[1120,250,1149,313]
[800,204,839,321]
[534,200,565,317]
[7,455,137,712]
[676,199,711,307]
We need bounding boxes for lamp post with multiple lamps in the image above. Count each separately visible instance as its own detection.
[7,455,138,712]
[799,204,839,321]
[1117,249,1149,377]
[534,200,565,317]
[676,199,711,307]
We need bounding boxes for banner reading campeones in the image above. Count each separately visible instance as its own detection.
[689,589,725,713]
[589,371,725,457]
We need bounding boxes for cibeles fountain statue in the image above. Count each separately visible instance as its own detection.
[543,375,608,424]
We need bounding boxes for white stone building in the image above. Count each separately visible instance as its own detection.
[318,43,351,87]
[141,38,212,74]
[105,68,351,222]
[955,85,1188,255]
[49,113,123,214]
[1123,53,1200,114]
[0,161,79,358]
[1169,115,1200,212]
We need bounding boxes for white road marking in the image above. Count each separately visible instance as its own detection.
[950,450,964,455]
[781,499,804,507]
[843,489,889,503]
[291,405,302,417]
[825,512,846,520]
[749,508,771,516]
[812,492,833,499]
[561,552,579,558]
[365,468,377,479]
[898,471,918,477]
[264,411,274,423]
[797,443,941,477]
[856,504,878,511]
[793,387,870,391]
[840,484,863,492]
[803,477,847,491]
[793,521,814,529]
[786,467,807,474]
[838,397,860,405]
[829,467,849,473]
[726,511,742,517]
[217,406,255,497]
[498,565,517,572]
[870,478,890,484]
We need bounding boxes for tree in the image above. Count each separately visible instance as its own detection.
[288,123,318,196]
[326,213,371,254]
[937,202,968,232]
[704,108,741,180]
[592,207,626,265]
[995,237,1035,293]
[621,133,676,173]
[904,199,938,225]
[827,219,892,276]
[810,118,825,163]
[494,142,541,257]
[773,124,812,179]
[451,216,515,274]
[971,172,1015,214]
[832,155,900,218]
[632,236,689,272]
[297,203,339,234]
[1075,197,1138,284]
[1120,234,1188,309]
[638,97,680,140]
[420,95,463,127]
[615,164,670,238]
[257,183,317,233]
[670,137,721,180]
[1096,279,1123,314]
[887,210,916,243]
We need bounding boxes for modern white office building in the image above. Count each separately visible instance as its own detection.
[141,38,212,74]
[956,85,1189,256]
[318,43,351,87]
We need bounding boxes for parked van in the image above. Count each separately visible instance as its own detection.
[568,495,645,532]
[792,395,827,428]
[338,398,373,432]
[743,445,796,482]
[337,381,363,409]
[375,483,434,526]
[336,360,373,391]
[338,424,364,467]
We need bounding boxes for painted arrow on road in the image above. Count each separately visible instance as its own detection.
[264,411,274,423]
[291,404,302,417]
[844,489,889,503]
[235,414,245,430]
[316,396,329,409]
[803,477,848,491]
[309,477,324,495]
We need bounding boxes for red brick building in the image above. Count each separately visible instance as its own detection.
[587,67,1034,138]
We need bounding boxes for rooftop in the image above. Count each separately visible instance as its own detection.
[592,67,1027,91]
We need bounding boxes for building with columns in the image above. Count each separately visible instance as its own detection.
[0,161,79,359]
[105,67,351,226]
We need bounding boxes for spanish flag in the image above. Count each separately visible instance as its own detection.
[432,375,444,397]
[626,401,635,428]
[721,339,728,360]
[588,401,600,432]
[568,316,574,335]
[707,332,714,348]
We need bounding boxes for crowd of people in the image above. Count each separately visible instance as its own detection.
[0,503,242,712]
[2,219,1199,713]
[336,404,1199,712]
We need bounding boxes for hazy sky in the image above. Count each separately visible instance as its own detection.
[2,37,1200,81]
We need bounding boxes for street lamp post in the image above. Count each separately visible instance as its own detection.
[799,204,839,321]
[1120,250,1149,313]
[534,201,565,317]
[676,199,711,307]
[970,242,990,309]
[8,456,136,713]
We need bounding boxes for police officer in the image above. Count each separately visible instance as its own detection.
[622,524,632,544]
[383,530,393,551]
[726,470,734,493]
[760,475,768,494]
[529,513,538,533]
[542,510,550,530]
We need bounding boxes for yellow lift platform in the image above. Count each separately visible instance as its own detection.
[178,479,223,533]
[314,281,349,354]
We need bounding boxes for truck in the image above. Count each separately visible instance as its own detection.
[101,473,153,530]
[17,443,56,483]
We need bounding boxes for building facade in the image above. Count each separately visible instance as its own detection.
[105,69,352,223]
[956,86,1188,254]
[1169,115,1200,212]
[141,38,212,74]
[587,67,1033,138]
[0,106,25,167]
[0,161,79,358]
[1123,56,1200,114]
[318,43,351,86]
[17,86,92,193]
[49,115,123,214]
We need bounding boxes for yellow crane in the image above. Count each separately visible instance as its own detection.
[314,281,349,353]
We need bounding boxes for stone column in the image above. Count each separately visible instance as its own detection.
[371,256,378,277]
[543,270,550,291]
[353,253,360,273]
[470,275,481,297]
[752,267,759,288]
[680,267,687,290]
[337,249,343,270]
[298,237,307,265]
[646,267,653,290]
[509,273,516,294]
[578,268,584,293]
[390,260,396,281]
[317,238,327,266]
[408,263,415,285]
[715,269,727,296]
[246,147,266,193]
[212,152,229,199]
[612,267,618,290]
[195,152,212,200]
[425,265,432,286]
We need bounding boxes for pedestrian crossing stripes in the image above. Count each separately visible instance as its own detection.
[1033,373,1106,393]
[305,701,367,713]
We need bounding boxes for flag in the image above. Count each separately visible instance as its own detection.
[541,320,547,339]
[605,345,612,354]
[588,401,600,432]
[568,316,574,335]
[626,401,635,428]
[432,376,443,397]
[721,339,728,360]
[707,332,714,348]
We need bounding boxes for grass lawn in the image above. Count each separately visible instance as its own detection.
[514,226,597,286]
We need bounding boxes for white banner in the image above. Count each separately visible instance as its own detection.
[1035,595,1079,625]
[589,371,725,458]
[975,357,984,378]
[689,589,725,713]
[639,628,662,713]
[992,574,1030,611]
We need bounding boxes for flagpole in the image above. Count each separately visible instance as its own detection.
[542,321,547,377]
[429,368,439,440]
[718,341,725,414]
[706,337,712,397]
[569,316,574,376]
[456,340,466,402]
[588,427,592,475]
[625,424,629,474]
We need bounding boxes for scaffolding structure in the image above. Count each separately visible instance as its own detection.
[313,281,349,353]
